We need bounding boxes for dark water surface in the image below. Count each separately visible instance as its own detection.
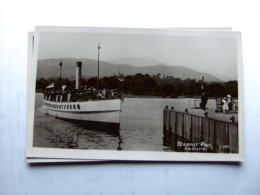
[33,93,216,151]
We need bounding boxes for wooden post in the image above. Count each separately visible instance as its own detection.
[226,122,230,153]
[229,123,239,153]
[213,120,216,153]
[176,112,178,135]
[182,113,185,142]
[208,119,210,146]
[199,117,202,143]
[190,115,193,142]
[169,111,172,133]
[163,109,166,131]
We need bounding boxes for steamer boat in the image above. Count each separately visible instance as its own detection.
[42,44,123,128]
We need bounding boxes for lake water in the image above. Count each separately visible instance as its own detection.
[33,93,217,151]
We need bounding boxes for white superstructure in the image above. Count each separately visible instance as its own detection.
[43,99,122,124]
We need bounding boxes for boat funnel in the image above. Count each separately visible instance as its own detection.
[76,61,82,89]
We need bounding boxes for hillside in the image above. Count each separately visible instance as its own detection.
[36,58,222,82]
[108,57,162,67]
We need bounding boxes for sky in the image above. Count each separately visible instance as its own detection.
[38,31,238,80]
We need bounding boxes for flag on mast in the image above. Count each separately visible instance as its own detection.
[59,61,62,66]
[46,83,54,89]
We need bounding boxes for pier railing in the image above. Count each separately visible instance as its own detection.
[163,109,238,153]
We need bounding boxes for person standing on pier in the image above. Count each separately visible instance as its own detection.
[222,97,229,114]
[201,93,208,111]
[227,94,233,113]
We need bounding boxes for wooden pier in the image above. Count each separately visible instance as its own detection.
[163,108,239,153]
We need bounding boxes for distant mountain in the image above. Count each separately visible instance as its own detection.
[36,58,222,82]
[108,57,162,67]
[209,73,234,82]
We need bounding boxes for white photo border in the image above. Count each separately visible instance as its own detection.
[26,26,243,162]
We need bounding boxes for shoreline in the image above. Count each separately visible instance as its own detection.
[35,91,237,100]
[123,94,238,100]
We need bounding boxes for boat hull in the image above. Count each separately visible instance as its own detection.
[43,99,122,125]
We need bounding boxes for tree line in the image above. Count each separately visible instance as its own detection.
[36,73,238,98]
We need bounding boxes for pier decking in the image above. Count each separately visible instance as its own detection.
[163,108,239,153]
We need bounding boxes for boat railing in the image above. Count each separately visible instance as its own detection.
[43,88,122,102]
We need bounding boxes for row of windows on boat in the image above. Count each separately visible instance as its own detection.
[45,102,80,110]
[43,92,121,102]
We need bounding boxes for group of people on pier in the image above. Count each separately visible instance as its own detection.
[43,85,121,102]
[222,94,237,114]
[200,93,237,113]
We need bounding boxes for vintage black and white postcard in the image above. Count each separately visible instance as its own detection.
[26,27,243,162]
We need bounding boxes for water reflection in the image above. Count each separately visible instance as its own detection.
[61,118,123,150]
[59,118,120,135]
[34,110,123,150]
[51,128,78,149]
[61,119,121,150]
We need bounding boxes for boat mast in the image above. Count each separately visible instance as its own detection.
[97,43,101,90]
[59,61,62,91]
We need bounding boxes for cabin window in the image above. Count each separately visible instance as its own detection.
[67,105,69,109]
[77,104,80,110]
[73,105,76,110]
[70,105,72,109]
